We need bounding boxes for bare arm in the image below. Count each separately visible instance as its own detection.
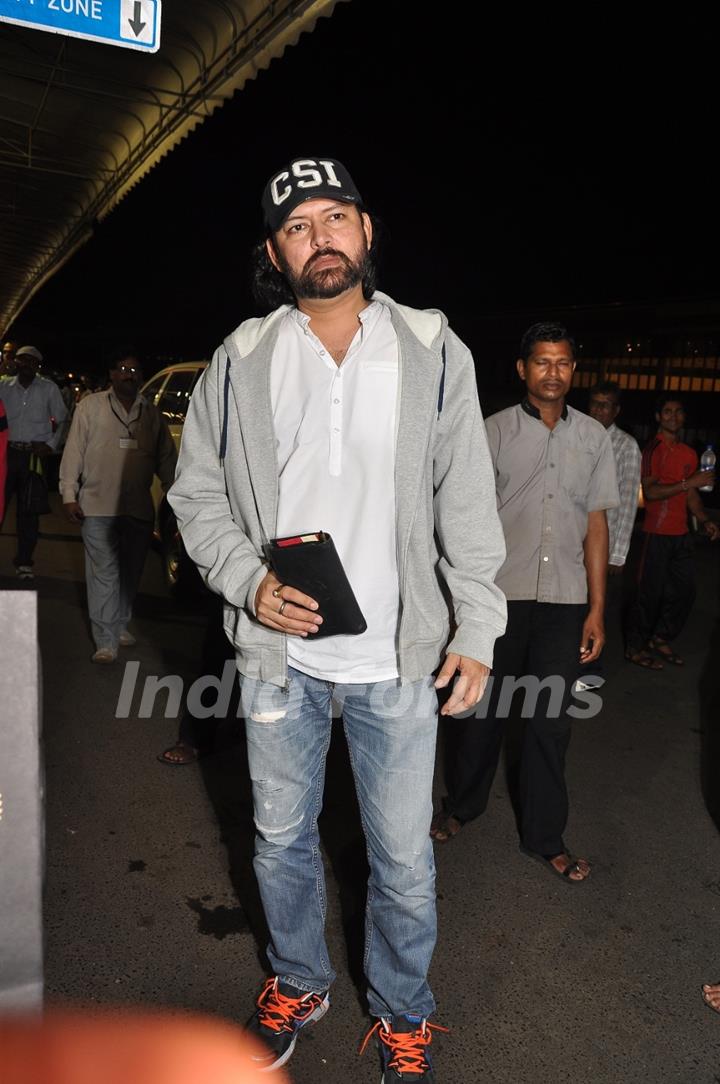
[581,509,609,663]
[643,468,714,501]
[687,487,720,540]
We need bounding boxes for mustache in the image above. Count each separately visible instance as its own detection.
[304,247,352,273]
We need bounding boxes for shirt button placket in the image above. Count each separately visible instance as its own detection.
[539,437,558,601]
[329,374,343,476]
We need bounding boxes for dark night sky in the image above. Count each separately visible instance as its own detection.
[10,4,720,373]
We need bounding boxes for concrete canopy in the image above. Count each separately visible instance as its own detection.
[0,0,345,332]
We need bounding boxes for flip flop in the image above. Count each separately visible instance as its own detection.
[625,649,663,670]
[430,810,464,843]
[648,639,684,666]
[520,845,591,884]
[157,742,199,766]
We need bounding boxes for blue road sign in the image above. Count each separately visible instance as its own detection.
[0,0,162,53]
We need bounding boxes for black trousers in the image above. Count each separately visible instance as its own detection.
[626,533,695,651]
[443,601,586,855]
[176,596,236,753]
[2,447,39,566]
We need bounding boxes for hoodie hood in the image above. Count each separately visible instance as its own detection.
[217,292,448,460]
[223,292,446,361]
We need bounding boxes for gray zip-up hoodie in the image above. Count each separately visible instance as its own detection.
[169,291,507,687]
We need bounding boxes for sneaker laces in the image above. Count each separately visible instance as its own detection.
[256,977,324,1035]
[360,1017,449,1074]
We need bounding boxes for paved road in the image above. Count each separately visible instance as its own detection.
[2,495,720,1083]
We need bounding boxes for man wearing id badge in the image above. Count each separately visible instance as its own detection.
[60,348,177,663]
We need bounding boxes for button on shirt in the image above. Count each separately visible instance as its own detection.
[2,374,67,449]
[485,401,619,603]
[271,301,399,682]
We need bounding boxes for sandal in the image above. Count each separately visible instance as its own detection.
[157,742,199,766]
[520,845,591,884]
[648,638,684,666]
[430,810,464,843]
[625,649,663,670]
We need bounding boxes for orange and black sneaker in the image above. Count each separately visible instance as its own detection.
[361,1014,448,1081]
[246,976,330,1072]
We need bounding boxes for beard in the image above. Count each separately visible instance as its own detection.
[277,241,371,300]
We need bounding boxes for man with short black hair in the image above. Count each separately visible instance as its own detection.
[169,156,507,1079]
[60,349,176,663]
[433,322,619,884]
[625,396,718,668]
[1,345,67,579]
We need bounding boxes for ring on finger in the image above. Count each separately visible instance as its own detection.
[278,599,288,617]
[272,585,284,599]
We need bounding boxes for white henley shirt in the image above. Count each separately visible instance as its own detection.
[271,301,400,682]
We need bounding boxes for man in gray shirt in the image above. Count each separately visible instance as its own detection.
[432,322,619,883]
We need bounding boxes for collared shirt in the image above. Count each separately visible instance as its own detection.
[271,300,400,682]
[641,432,698,536]
[485,401,619,603]
[606,422,642,566]
[1,374,68,450]
[59,390,177,520]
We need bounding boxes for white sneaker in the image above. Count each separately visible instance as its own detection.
[92,647,117,664]
[118,630,136,647]
[16,565,34,580]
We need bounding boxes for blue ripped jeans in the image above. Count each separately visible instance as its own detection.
[241,668,438,1019]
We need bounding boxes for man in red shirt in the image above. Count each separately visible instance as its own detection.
[626,396,718,667]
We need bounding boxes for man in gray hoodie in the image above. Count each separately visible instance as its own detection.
[169,157,506,1080]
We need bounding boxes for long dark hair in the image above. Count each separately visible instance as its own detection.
[250,210,381,311]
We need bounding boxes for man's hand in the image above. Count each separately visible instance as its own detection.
[435,653,490,716]
[32,441,53,457]
[254,572,323,636]
[608,563,624,576]
[702,520,720,541]
[580,611,605,663]
[686,468,716,490]
[63,501,84,524]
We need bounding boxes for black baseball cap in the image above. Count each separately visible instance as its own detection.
[262,157,362,234]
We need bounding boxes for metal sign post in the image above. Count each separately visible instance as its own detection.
[0,0,162,53]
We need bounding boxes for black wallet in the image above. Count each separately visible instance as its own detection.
[263,531,367,638]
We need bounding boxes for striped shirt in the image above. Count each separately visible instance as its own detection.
[1,374,67,450]
[606,423,642,565]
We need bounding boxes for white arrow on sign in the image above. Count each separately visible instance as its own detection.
[120,0,155,46]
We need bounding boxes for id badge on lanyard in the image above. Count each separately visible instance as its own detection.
[110,397,142,451]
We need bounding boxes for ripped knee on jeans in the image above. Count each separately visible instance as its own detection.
[250,709,287,723]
